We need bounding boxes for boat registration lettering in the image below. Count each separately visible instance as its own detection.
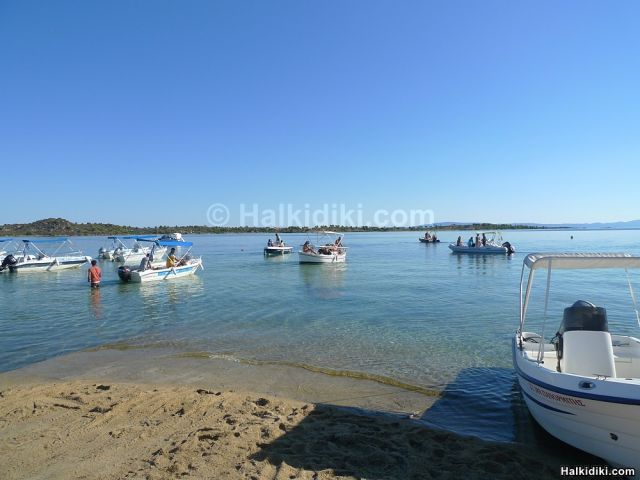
[528,382,586,407]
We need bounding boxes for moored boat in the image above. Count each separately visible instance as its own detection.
[118,239,202,283]
[419,231,440,243]
[9,238,91,272]
[298,231,347,264]
[449,231,514,254]
[513,253,640,472]
[264,233,293,256]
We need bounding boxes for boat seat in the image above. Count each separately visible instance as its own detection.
[560,331,616,378]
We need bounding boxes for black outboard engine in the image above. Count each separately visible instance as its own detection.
[502,241,515,254]
[117,265,132,282]
[0,254,17,272]
[552,300,608,361]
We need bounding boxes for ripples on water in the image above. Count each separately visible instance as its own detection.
[1,230,640,441]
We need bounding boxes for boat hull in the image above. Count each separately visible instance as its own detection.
[9,256,92,272]
[264,246,293,256]
[298,251,346,263]
[449,244,509,254]
[120,259,202,283]
[513,336,640,471]
[419,238,440,243]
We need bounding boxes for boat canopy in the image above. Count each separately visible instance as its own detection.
[22,238,68,243]
[136,238,193,247]
[524,253,640,270]
[158,240,193,247]
[321,231,343,236]
[107,235,157,240]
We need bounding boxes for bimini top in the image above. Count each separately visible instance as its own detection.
[320,231,343,236]
[158,240,193,247]
[22,238,68,243]
[136,238,193,248]
[524,253,640,270]
[107,235,157,240]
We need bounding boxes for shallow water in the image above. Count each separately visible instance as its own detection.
[2,229,640,442]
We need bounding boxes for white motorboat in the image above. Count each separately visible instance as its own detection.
[298,231,347,264]
[449,231,514,254]
[8,238,92,272]
[107,235,166,263]
[117,238,202,283]
[264,233,293,256]
[513,253,640,472]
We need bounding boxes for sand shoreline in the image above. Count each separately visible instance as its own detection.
[0,349,606,479]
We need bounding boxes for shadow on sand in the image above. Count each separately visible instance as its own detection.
[252,368,607,479]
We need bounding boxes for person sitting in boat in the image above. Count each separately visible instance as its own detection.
[481,233,487,246]
[456,236,462,246]
[432,233,438,242]
[467,236,474,248]
[267,239,273,247]
[303,240,315,254]
[166,248,178,268]
[139,254,151,271]
[424,232,431,241]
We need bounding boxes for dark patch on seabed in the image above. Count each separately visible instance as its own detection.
[419,367,606,464]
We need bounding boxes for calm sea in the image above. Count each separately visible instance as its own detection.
[2,229,639,443]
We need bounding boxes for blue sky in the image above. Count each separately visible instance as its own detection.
[1,1,639,226]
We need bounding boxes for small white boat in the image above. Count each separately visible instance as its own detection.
[117,239,202,283]
[514,253,640,472]
[264,233,293,256]
[449,231,514,254]
[106,235,166,263]
[298,231,347,264]
[9,238,92,272]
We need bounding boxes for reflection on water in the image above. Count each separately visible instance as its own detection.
[299,264,346,299]
[89,288,102,320]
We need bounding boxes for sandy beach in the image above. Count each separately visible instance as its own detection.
[0,349,603,480]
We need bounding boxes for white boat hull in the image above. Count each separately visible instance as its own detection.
[128,259,202,283]
[513,335,640,471]
[298,251,346,263]
[264,246,293,256]
[10,255,92,272]
[449,244,509,254]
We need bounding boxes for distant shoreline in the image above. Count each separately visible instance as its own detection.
[0,217,558,237]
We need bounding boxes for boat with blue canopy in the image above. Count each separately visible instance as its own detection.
[98,235,166,263]
[117,238,202,283]
[8,238,92,272]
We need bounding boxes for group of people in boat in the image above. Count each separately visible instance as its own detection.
[266,233,286,248]
[303,236,343,255]
[423,232,438,242]
[456,233,489,248]
[137,247,187,271]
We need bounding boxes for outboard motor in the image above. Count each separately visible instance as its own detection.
[551,300,610,371]
[117,265,132,282]
[0,254,17,272]
[502,241,515,254]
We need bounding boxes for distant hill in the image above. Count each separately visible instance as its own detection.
[1,218,548,236]
[435,220,640,230]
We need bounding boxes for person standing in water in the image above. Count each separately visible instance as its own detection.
[87,259,102,288]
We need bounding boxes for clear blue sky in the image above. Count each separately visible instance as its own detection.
[1,1,639,226]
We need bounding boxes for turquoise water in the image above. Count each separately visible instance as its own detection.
[2,230,640,441]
